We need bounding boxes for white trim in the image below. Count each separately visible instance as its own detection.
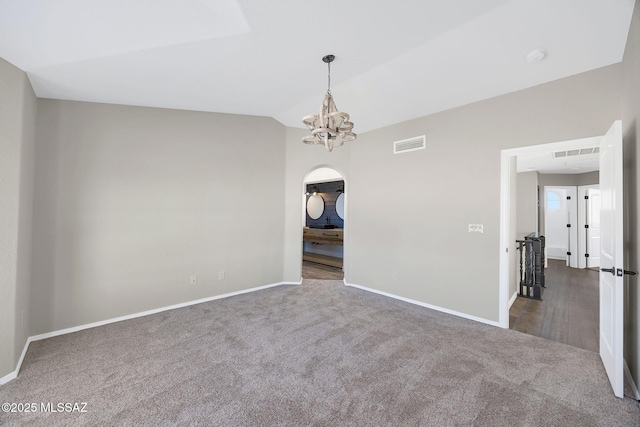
[0,369,17,385]
[0,281,298,385]
[498,150,511,328]
[344,282,501,328]
[624,358,640,400]
[509,291,518,308]
[0,335,32,385]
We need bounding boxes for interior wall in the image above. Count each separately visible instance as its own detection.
[0,58,36,378]
[516,171,539,236]
[576,171,600,186]
[284,63,622,323]
[30,100,286,335]
[622,0,640,396]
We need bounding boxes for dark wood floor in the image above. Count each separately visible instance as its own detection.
[301,260,344,280]
[510,259,599,353]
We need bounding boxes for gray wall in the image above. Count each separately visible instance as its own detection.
[284,63,622,323]
[538,171,599,188]
[622,0,640,397]
[0,58,36,377]
[30,100,286,334]
[516,171,539,237]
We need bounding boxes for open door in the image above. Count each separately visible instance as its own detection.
[599,120,624,398]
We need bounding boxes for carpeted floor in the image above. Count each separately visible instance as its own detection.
[1,280,639,426]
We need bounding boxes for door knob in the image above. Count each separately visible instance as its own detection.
[601,267,615,275]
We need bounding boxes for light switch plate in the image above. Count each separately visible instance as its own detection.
[468,224,484,233]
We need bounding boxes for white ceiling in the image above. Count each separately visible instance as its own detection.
[0,0,635,133]
[517,136,602,174]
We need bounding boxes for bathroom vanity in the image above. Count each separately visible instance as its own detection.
[302,227,343,267]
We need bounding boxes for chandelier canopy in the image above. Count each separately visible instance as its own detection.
[302,55,356,152]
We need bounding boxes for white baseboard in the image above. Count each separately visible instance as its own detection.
[624,358,640,400]
[509,291,518,308]
[344,281,501,328]
[0,369,17,385]
[0,281,298,385]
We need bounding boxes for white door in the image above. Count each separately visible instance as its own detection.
[578,185,601,269]
[599,120,624,398]
[544,186,578,267]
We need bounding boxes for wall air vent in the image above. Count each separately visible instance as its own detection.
[393,135,426,154]
[553,146,599,159]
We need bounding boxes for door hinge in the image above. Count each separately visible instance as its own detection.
[567,196,571,200]
[585,195,589,199]
[585,253,589,257]
[567,251,572,256]
[567,224,571,228]
[585,224,589,228]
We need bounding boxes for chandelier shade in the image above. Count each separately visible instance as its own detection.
[302,55,356,152]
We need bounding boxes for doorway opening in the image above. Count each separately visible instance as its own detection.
[301,166,346,281]
[501,121,626,398]
[499,135,602,352]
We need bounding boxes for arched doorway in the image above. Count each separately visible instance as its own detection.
[301,166,346,280]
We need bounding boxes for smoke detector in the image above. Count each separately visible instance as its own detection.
[526,48,546,63]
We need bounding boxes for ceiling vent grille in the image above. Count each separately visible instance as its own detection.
[393,135,426,154]
[553,146,599,158]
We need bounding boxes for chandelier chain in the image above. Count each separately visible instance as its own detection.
[327,61,331,94]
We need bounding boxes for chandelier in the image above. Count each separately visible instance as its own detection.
[302,55,356,152]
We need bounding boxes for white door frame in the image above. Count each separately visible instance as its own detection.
[578,184,600,269]
[543,186,578,267]
[500,123,626,399]
[499,138,602,328]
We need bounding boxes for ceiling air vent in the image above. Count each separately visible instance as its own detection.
[393,135,426,154]
[553,146,599,159]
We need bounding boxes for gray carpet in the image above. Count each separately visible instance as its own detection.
[1,280,639,426]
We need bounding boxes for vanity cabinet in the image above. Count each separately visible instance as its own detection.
[303,227,343,245]
[302,227,343,267]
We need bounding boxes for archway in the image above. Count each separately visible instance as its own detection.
[301,166,347,280]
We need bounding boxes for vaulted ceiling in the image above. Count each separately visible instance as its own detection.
[0,0,635,133]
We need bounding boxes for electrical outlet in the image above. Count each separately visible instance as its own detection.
[190,275,197,285]
[218,271,225,280]
[468,224,484,233]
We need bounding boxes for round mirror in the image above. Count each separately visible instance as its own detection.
[306,194,325,219]
[336,193,345,220]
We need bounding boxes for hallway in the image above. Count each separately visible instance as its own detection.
[509,259,599,352]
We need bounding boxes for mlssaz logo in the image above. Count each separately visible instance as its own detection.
[41,402,88,413]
